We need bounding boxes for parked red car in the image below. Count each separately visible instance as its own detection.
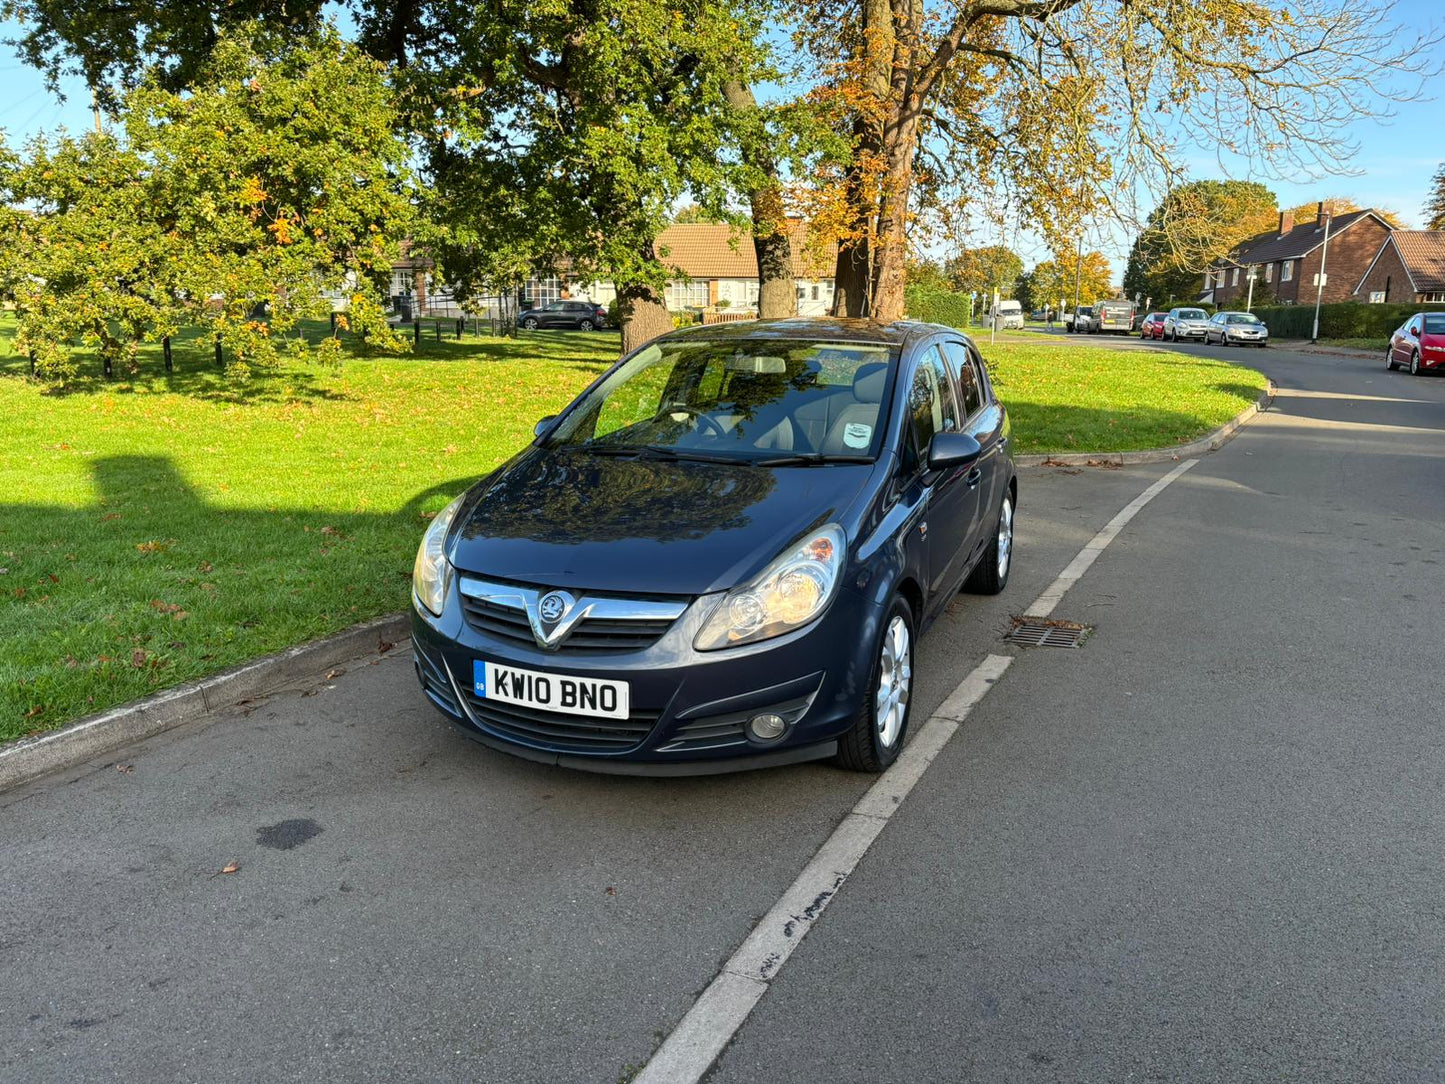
[1387,312,1445,375]
[1139,312,1168,340]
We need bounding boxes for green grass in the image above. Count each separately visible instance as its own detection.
[0,316,1263,740]
[979,340,1266,455]
[1312,337,1389,351]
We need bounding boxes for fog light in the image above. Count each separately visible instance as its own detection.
[748,713,788,741]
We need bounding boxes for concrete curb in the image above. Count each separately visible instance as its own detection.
[1015,379,1275,468]
[1,612,411,794]
[1274,340,1381,361]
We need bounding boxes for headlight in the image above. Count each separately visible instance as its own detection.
[413,494,465,616]
[695,524,846,651]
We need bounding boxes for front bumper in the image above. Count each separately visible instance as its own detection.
[1175,326,1208,339]
[411,577,884,774]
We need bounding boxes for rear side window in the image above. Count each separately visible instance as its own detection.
[942,342,984,418]
[907,346,958,458]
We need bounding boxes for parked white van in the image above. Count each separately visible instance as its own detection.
[994,299,1024,330]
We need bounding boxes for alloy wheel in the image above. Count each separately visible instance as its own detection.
[874,615,911,749]
[997,496,1014,580]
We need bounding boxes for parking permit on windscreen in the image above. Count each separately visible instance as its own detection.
[843,423,872,449]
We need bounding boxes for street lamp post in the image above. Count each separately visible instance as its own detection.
[1245,266,1257,312]
[1310,214,1333,344]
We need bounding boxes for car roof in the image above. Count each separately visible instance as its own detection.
[662,317,949,350]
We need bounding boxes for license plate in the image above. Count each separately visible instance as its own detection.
[473,660,629,720]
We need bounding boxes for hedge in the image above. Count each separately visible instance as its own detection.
[1250,301,1445,340]
[905,286,974,329]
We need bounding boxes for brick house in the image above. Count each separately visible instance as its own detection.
[1353,231,1445,304]
[1203,204,1394,307]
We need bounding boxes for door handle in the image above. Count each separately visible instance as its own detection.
[965,467,982,489]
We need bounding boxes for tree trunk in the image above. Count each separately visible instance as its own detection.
[617,281,673,356]
[869,111,922,323]
[722,79,795,320]
[832,0,893,319]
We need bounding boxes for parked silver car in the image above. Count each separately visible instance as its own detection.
[1204,311,1269,347]
[1163,307,1210,343]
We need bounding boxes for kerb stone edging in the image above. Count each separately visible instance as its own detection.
[1015,379,1275,468]
[1,612,411,794]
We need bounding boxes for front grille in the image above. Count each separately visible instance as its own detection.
[458,685,662,752]
[457,578,687,654]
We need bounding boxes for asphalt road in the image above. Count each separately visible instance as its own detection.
[5,338,1444,1082]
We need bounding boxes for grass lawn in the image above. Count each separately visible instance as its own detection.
[0,316,1264,741]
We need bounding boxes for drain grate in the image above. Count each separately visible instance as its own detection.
[1005,616,1092,648]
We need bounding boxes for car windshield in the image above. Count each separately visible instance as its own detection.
[1178,309,1206,320]
[544,338,897,462]
[1227,314,1261,324]
[1425,314,1445,334]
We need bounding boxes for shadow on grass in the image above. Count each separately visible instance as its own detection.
[2,452,482,740]
[1004,400,1256,454]
[0,318,618,403]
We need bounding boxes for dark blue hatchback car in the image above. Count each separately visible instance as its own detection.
[411,318,1016,774]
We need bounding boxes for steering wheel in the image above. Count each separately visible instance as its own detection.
[656,404,726,439]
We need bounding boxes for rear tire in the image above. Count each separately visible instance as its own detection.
[836,595,914,773]
[1411,350,1422,376]
[1386,346,1399,371]
[965,491,1014,596]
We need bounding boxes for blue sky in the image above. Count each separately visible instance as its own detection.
[2,2,1442,281]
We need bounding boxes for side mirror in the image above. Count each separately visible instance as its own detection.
[534,415,557,438]
[928,431,982,471]
[1410,326,1421,337]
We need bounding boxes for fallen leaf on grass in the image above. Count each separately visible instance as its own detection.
[131,649,147,668]
[24,705,43,718]
[150,599,185,614]
[197,561,213,573]
[136,540,172,554]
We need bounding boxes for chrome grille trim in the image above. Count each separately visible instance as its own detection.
[457,575,688,652]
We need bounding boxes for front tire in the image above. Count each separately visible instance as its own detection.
[965,490,1014,596]
[836,596,914,773]
[523,318,539,330]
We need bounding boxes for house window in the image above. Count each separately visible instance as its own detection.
[1232,268,1240,286]
[796,282,805,300]
[1424,291,1445,303]
[1281,260,1293,282]
[665,280,709,310]
[527,275,563,305]
[745,281,760,308]
[811,284,820,301]
[1265,263,1273,283]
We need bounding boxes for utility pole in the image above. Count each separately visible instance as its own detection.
[1072,235,1083,318]
[1245,266,1257,313]
[1310,214,1333,344]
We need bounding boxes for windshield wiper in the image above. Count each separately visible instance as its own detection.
[754,453,874,466]
[569,444,750,465]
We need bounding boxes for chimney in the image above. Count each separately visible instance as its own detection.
[1316,201,1328,229]
[1278,210,1294,237]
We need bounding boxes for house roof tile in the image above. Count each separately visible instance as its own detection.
[1225,209,1382,266]
[655,221,836,280]
[1391,231,1445,294]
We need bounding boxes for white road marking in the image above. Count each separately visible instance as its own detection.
[635,654,1013,1084]
[635,460,1200,1083]
[1025,458,1198,618]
